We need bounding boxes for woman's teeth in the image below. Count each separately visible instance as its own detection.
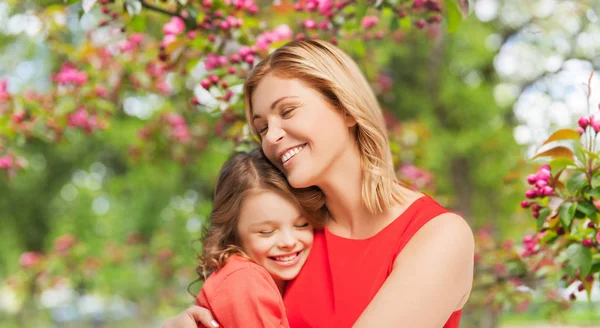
[281,145,305,164]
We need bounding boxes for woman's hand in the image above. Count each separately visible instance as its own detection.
[161,305,220,328]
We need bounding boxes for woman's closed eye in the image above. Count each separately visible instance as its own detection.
[281,107,296,118]
[295,222,310,228]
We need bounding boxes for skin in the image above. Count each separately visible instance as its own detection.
[163,74,474,328]
[236,190,314,294]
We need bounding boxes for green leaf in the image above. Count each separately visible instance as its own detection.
[592,174,600,189]
[585,187,600,200]
[445,0,462,33]
[129,15,147,32]
[390,17,399,31]
[567,172,588,193]
[548,158,576,172]
[559,202,576,229]
[537,208,549,231]
[539,230,558,244]
[591,260,600,274]
[577,201,597,219]
[400,16,412,31]
[355,1,369,25]
[565,243,593,277]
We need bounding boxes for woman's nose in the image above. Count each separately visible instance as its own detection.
[264,123,285,145]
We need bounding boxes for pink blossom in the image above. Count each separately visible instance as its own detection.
[361,16,379,29]
[303,19,317,29]
[0,78,9,101]
[161,34,177,47]
[578,116,589,129]
[317,0,333,15]
[19,251,43,269]
[163,17,185,35]
[129,33,144,45]
[55,234,77,256]
[54,64,88,86]
[156,79,172,95]
[591,115,600,133]
[171,125,191,142]
[68,108,89,128]
[255,25,293,51]
[95,86,108,98]
[166,113,186,127]
[238,46,252,57]
[399,164,433,189]
[0,154,13,169]
[12,111,26,124]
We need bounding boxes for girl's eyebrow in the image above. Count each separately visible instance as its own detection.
[249,220,277,227]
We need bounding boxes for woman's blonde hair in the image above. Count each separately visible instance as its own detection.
[195,149,326,281]
[244,39,407,214]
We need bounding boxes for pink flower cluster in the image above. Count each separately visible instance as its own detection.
[165,112,191,143]
[225,0,258,13]
[19,251,43,269]
[0,153,13,169]
[398,164,434,190]
[295,0,337,16]
[0,78,9,102]
[521,234,539,257]
[55,234,77,256]
[255,25,293,51]
[204,53,229,70]
[118,33,144,53]
[163,17,186,36]
[577,115,600,135]
[54,64,88,86]
[361,16,379,29]
[67,108,104,134]
[523,164,554,200]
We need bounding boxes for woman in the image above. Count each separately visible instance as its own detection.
[163,39,473,328]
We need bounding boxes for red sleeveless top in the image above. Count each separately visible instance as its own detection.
[283,195,462,327]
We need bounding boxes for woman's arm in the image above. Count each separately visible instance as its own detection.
[353,213,474,328]
[161,305,219,328]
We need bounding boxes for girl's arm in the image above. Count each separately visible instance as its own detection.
[353,213,474,328]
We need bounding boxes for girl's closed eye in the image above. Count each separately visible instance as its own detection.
[258,229,275,235]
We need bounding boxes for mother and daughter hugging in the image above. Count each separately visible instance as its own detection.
[162,39,474,328]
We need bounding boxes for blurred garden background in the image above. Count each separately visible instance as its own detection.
[1,0,600,327]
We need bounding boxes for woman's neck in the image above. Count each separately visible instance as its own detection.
[317,145,420,239]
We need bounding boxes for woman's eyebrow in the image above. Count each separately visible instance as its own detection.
[252,96,299,121]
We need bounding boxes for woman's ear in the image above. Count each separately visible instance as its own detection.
[344,111,357,127]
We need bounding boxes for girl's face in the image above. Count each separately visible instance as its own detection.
[250,74,356,189]
[237,190,314,283]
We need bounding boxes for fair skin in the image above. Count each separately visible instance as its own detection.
[236,190,314,294]
[163,75,474,328]
[161,189,313,328]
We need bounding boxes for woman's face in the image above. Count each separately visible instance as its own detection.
[237,190,314,282]
[250,74,355,188]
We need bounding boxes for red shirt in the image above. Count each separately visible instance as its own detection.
[196,255,289,328]
[283,195,463,327]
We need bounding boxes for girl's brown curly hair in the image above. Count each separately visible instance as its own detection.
[193,148,327,285]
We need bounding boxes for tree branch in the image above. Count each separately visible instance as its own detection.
[139,0,179,17]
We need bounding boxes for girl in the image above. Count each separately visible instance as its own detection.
[164,39,474,328]
[178,149,324,328]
